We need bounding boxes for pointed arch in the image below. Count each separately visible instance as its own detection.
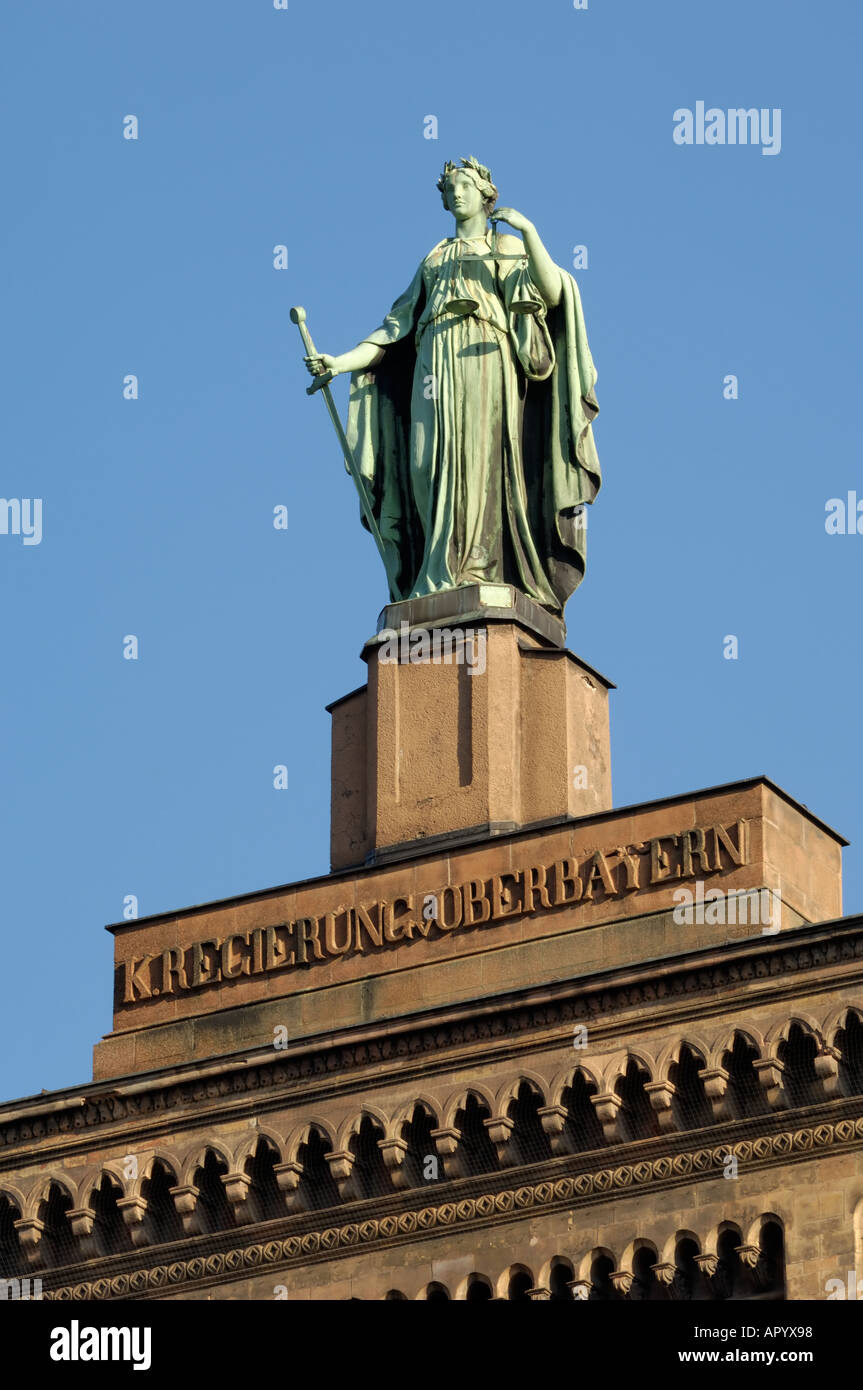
[492,1071,549,1114]
[390,1094,441,1140]
[284,1116,337,1166]
[25,1172,76,1220]
[442,1082,496,1130]
[233,1125,286,1171]
[600,1047,657,1091]
[549,1060,602,1108]
[180,1138,234,1188]
[655,1035,708,1084]
[764,1013,824,1060]
[708,1025,765,1070]
[336,1104,389,1153]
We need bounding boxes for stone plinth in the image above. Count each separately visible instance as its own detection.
[374,583,567,649]
[329,620,613,871]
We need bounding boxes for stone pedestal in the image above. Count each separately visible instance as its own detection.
[328,614,613,870]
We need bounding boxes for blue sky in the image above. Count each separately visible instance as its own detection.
[1,0,860,1101]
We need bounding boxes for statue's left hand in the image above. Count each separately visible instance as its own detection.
[491,207,533,234]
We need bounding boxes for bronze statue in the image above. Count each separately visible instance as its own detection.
[300,156,601,614]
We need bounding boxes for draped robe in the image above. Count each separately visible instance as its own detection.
[345,229,601,611]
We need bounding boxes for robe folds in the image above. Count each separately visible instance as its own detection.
[345,230,600,611]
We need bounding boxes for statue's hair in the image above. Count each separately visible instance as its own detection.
[437,156,498,216]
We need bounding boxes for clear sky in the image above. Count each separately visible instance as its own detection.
[1,0,860,1102]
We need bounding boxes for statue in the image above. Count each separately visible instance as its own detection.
[301,156,601,615]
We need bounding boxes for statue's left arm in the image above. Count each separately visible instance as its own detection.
[493,208,562,308]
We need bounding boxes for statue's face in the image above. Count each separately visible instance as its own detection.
[444,170,486,218]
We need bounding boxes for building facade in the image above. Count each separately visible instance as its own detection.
[1,617,860,1302]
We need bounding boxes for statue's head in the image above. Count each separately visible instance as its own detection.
[437,156,498,218]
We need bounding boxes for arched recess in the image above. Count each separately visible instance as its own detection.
[630,1243,663,1301]
[76,1162,127,1211]
[335,1104,390,1157]
[668,1042,712,1130]
[834,1009,863,1096]
[127,1150,182,1201]
[655,1034,709,1084]
[180,1139,233,1190]
[284,1117,337,1167]
[777,1022,821,1108]
[296,1124,341,1211]
[506,1080,553,1166]
[35,1180,76,1268]
[0,1191,25,1278]
[559,1066,605,1152]
[88,1172,131,1256]
[422,1281,450,1302]
[396,1100,440,1188]
[745,1213,786,1299]
[670,1232,709,1301]
[241,1136,285,1222]
[578,1247,616,1300]
[140,1158,183,1246]
[499,1264,534,1301]
[720,1031,771,1120]
[708,1025,765,1072]
[600,1047,657,1094]
[764,1014,823,1062]
[493,1070,549,1116]
[345,1113,391,1202]
[823,1001,863,1044]
[449,1092,498,1179]
[460,1272,493,1302]
[713,1222,744,1300]
[614,1057,661,1141]
[442,1082,496,1132]
[25,1173,76,1222]
[189,1147,234,1234]
[233,1125,286,1172]
[546,1256,575,1301]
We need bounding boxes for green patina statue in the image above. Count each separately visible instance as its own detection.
[303,156,601,614]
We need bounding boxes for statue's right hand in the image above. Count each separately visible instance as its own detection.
[304,353,337,377]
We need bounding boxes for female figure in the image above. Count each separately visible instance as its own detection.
[305,157,600,613]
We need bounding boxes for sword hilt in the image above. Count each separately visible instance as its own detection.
[306,369,335,395]
[291,306,336,395]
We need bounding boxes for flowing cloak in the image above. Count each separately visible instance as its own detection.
[345,233,600,611]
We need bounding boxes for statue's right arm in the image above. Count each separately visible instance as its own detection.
[304,341,385,378]
[305,265,426,379]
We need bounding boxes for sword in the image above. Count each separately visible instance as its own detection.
[289,305,387,562]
